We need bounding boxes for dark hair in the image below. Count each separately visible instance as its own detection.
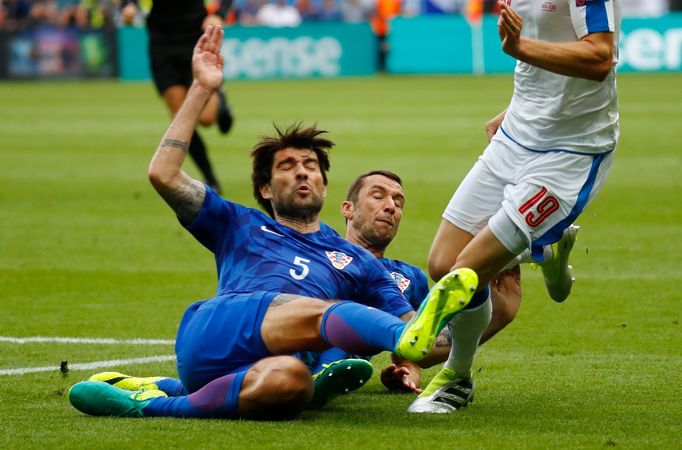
[345,170,403,203]
[251,123,334,217]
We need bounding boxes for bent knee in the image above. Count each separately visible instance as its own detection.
[243,356,312,420]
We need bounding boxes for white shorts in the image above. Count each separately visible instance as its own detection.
[443,132,614,260]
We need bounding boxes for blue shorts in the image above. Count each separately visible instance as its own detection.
[175,292,277,393]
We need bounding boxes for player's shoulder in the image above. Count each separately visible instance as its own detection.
[380,256,424,277]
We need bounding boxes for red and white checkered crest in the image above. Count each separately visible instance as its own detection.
[390,272,412,293]
[325,251,353,270]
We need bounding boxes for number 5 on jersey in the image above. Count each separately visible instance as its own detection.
[290,256,310,280]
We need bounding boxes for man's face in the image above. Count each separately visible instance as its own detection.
[260,148,327,222]
[345,174,405,250]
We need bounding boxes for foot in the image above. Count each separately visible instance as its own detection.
[89,371,165,391]
[407,367,474,413]
[216,88,234,134]
[308,359,373,409]
[395,268,478,361]
[540,224,580,303]
[69,380,166,417]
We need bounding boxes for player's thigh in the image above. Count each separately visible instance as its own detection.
[453,225,517,287]
[501,149,614,256]
[261,295,332,354]
[175,292,277,392]
[430,144,511,279]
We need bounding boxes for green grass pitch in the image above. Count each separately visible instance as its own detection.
[1,73,681,448]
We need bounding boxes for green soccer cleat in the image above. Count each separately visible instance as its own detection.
[308,359,373,409]
[540,224,580,303]
[69,380,166,418]
[407,367,474,414]
[89,371,165,391]
[395,268,478,361]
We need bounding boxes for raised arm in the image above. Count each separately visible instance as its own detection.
[498,2,614,82]
[148,26,225,225]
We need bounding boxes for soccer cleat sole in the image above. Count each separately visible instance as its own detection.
[396,268,478,361]
[309,359,373,409]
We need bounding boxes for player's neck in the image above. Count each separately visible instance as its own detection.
[276,215,321,234]
[345,233,385,259]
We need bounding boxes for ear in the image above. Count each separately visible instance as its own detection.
[341,200,353,221]
[259,184,272,200]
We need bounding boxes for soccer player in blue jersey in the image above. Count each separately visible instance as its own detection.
[68,25,479,420]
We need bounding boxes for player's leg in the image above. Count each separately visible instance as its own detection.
[261,272,477,363]
[198,89,233,134]
[410,138,525,413]
[70,356,312,420]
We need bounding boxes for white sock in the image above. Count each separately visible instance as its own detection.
[444,296,492,377]
[501,246,553,271]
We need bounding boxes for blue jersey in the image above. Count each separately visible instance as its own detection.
[380,258,430,311]
[185,187,413,318]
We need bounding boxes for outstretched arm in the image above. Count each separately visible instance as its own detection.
[148,26,225,225]
[498,2,614,82]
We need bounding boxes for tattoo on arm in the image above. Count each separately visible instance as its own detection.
[161,139,189,153]
[270,293,305,308]
[163,177,206,225]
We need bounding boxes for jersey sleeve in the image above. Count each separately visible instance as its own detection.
[363,259,414,317]
[569,0,616,39]
[183,185,245,253]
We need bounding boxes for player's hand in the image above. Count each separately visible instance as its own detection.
[381,363,423,394]
[491,265,522,310]
[498,1,523,58]
[202,14,224,30]
[122,3,137,25]
[485,108,506,142]
[192,25,225,92]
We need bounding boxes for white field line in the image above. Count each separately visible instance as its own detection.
[0,336,174,345]
[0,355,176,376]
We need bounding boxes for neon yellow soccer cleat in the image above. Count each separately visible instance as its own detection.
[541,224,580,303]
[309,358,373,409]
[407,367,474,413]
[89,371,165,391]
[395,268,478,361]
[69,380,166,417]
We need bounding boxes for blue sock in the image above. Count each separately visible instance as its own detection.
[156,378,188,397]
[311,347,355,375]
[143,370,247,418]
[466,284,491,309]
[320,301,405,355]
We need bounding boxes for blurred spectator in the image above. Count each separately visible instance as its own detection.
[622,0,668,17]
[318,0,342,21]
[295,0,321,21]
[257,0,302,27]
[235,0,264,24]
[340,0,373,22]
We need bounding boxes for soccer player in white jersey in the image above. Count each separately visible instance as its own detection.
[409,0,621,413]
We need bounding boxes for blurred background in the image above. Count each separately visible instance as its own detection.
[1,0,681,80]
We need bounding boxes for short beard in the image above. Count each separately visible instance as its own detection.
[273,194,324,224]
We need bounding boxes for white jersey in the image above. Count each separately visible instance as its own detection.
[501,0,621,155]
